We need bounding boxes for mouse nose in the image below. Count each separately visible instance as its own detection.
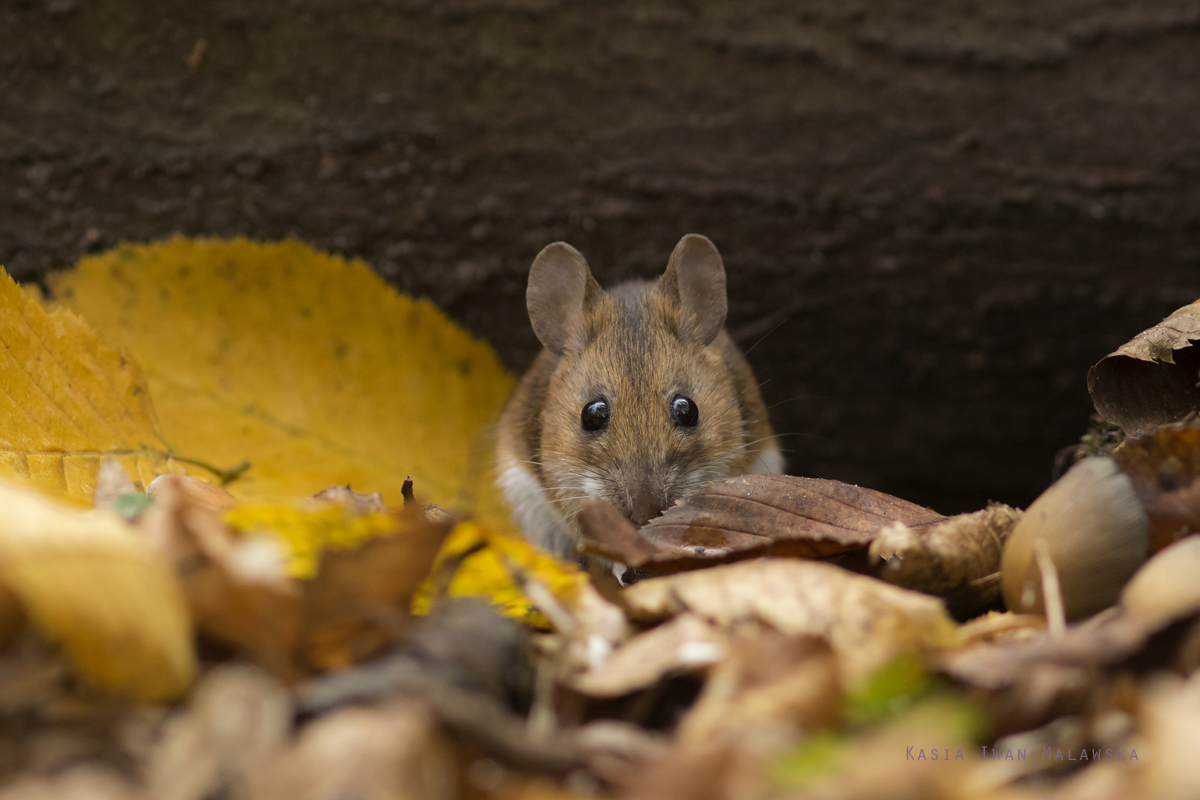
[628,490,666,529]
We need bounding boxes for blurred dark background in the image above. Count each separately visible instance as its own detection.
[4,0,1199,513]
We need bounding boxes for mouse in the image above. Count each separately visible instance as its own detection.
[495,233,784,563]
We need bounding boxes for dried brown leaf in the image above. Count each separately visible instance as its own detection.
[300,513,452,671]
[576,498,664,568]
[568,614,727,698]
[624,558,959,682]
[579,475,945,578]
[1088,298,1200,437]
[641,474,945,559]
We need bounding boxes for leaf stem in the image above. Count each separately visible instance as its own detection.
[170,455,251,486]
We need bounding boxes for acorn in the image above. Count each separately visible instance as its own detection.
[1001,456,1149,622]
[1120,534,1200,629]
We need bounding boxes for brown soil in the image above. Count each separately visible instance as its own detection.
[4,0,1199,513]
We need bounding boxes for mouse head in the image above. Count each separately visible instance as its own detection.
[527,234,750,528]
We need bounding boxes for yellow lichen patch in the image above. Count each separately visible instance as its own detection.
[0,268,182,503]
[0,479,195,701]
[49,238,516,529]
[413,522,588,626]
[224,502,406,579]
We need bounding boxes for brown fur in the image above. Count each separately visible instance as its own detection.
[496,235,782,562]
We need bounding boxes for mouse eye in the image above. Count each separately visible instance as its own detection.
[671,396,699,428]
[581,399,610,432]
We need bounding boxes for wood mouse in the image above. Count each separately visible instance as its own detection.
[496,233,783,562]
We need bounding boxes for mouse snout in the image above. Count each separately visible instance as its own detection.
[628,495,664,528]
[622,480,668,528]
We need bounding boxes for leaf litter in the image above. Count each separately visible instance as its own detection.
[0,242,1199,798]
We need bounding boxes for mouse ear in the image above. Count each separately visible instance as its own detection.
[527,242,604,355]
[661,234,727,346]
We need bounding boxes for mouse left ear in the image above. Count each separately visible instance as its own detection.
[661,234,727,346]
[527,242,604,355]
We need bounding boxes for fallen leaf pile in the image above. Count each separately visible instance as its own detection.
[3,239,1200,800]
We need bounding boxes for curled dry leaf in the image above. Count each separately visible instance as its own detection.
[624,558,959,683]
[0,480,195,702]
[568,614,727,698]
[51,238,514,530]
[1088,297,1200,437]
[870,503,1021,618]
[0,269,185,502]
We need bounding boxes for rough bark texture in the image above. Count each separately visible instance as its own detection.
[4,0,1200,512]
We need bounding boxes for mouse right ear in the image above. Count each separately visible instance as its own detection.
[527,242,604,355]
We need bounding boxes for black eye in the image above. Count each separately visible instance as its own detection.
[671,396,699,427]
[581,399,610,432]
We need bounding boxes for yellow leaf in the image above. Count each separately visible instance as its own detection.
[0,268,180,502]
[49,238,516,528]
[412,522,588,626]
[0,480,196,701]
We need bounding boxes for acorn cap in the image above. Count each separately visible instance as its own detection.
[1001,456,1149,622]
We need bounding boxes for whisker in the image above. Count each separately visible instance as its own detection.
[741,316,789,357]
[764,395,817,412]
